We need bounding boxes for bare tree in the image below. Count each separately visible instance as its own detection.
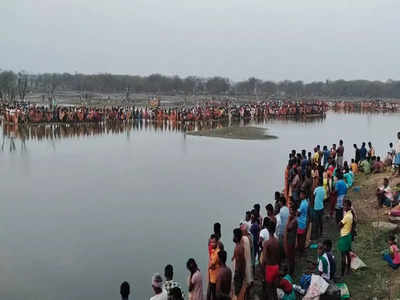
[17,72,28,101]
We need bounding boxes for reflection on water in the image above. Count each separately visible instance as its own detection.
[1,114,326,148]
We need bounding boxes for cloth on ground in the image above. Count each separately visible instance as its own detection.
[303,274,329,300]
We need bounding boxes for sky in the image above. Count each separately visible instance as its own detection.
[1,0,399,82]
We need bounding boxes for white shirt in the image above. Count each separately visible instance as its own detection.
[150,291,168,300]
[259,228,277,243]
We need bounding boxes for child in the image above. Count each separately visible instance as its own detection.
[278,263,296,300]
[383,235,400,269]
[317,242,331,280]
[323,239,336,280]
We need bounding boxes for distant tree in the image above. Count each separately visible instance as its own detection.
[17,71,28,100]
[0,71,17,101]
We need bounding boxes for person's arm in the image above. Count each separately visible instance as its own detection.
[188,273,195,292]
[209,251,218,270]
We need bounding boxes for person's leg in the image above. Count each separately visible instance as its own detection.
[346,251,351,275]
[383,253,399,269]
[287,244,296,275]
[207,283,212,300]
[341,251,346,277]
[319,209,323,236]
[335,209,341,224]
[297,233,306,254]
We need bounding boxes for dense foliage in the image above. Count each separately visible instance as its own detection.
[1,70,400,100]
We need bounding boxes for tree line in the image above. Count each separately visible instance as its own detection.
[1,70,400,101]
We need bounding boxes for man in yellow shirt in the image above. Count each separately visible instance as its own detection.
[338,199,353,277]
[207,235,220,300]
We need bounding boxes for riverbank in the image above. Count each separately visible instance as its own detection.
[250,170,400,300]
[187,126,278,140]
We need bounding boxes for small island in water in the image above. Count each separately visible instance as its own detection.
[187,126,278,140]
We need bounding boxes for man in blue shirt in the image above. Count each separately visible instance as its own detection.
[314,181,326,238]
[335,173,348,224]
[297,190,309,254]
[323,145,330,169]
[360,142,367,161]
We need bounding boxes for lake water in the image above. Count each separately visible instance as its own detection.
[0,111,399,300]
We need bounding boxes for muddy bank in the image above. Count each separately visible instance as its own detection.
[187,126,277,140]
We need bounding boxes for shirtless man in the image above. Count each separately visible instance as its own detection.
[262,218,281,300]
[216,250,232,300]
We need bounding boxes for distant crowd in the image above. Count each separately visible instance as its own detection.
[1,100,328,125]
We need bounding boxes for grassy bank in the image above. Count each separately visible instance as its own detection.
[251,171,400,300]
[187,126,277,140]
[297,171,400,300]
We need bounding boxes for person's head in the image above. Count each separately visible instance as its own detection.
[213,222,221,239]
[218,250,227,265]
[302,149,306,157]
[168,287,184,300]
[351,158,355,163]
[240,222,248,235]
[353,143,357,149]
[186,258,198,273]
[317,242,325,256]
[279,262,289,277]
[332,143,336,149]
[398,132,400,140]
[377,156,381,162]
[337,172,343,180]
[289,204,297,217]
[245,211,251,221]
[388,235,396,246]
[164,264,173,280]
[266,204,274,216]
[308,152,311,158]
[151,273,163,294]
[209,234,218,249]
[279,196,287,207]
[265,217,276,234]
[323,145,327,151]
[233,228,242,244]
[368,141,372,148]
[323,239,332,252]
[250,210,256,223]
[300,190,306,200]
[362,142,366,147]
[317,145,321,151]
[254,203,261,213]
[339,140,343,146]
[390,142,393,148]
[344,199,352,212]
[314,147,318,153]
[274,191,281,201]
[120,281,130,299]
[384,178,389,187]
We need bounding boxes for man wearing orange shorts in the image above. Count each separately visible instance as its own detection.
[262,218,281,300]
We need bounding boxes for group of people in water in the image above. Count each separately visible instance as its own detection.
[117,132,400,300]
[2,99,400,126]
[1,100,328,125]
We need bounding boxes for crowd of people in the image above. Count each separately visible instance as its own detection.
[2,99,400,126]
[118,132,400,300]
[1,100,328,125]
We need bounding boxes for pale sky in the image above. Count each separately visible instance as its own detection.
[1,0,399,82]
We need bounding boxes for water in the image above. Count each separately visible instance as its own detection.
[0,112,398,300]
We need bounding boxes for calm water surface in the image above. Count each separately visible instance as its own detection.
[0,112,398,300]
